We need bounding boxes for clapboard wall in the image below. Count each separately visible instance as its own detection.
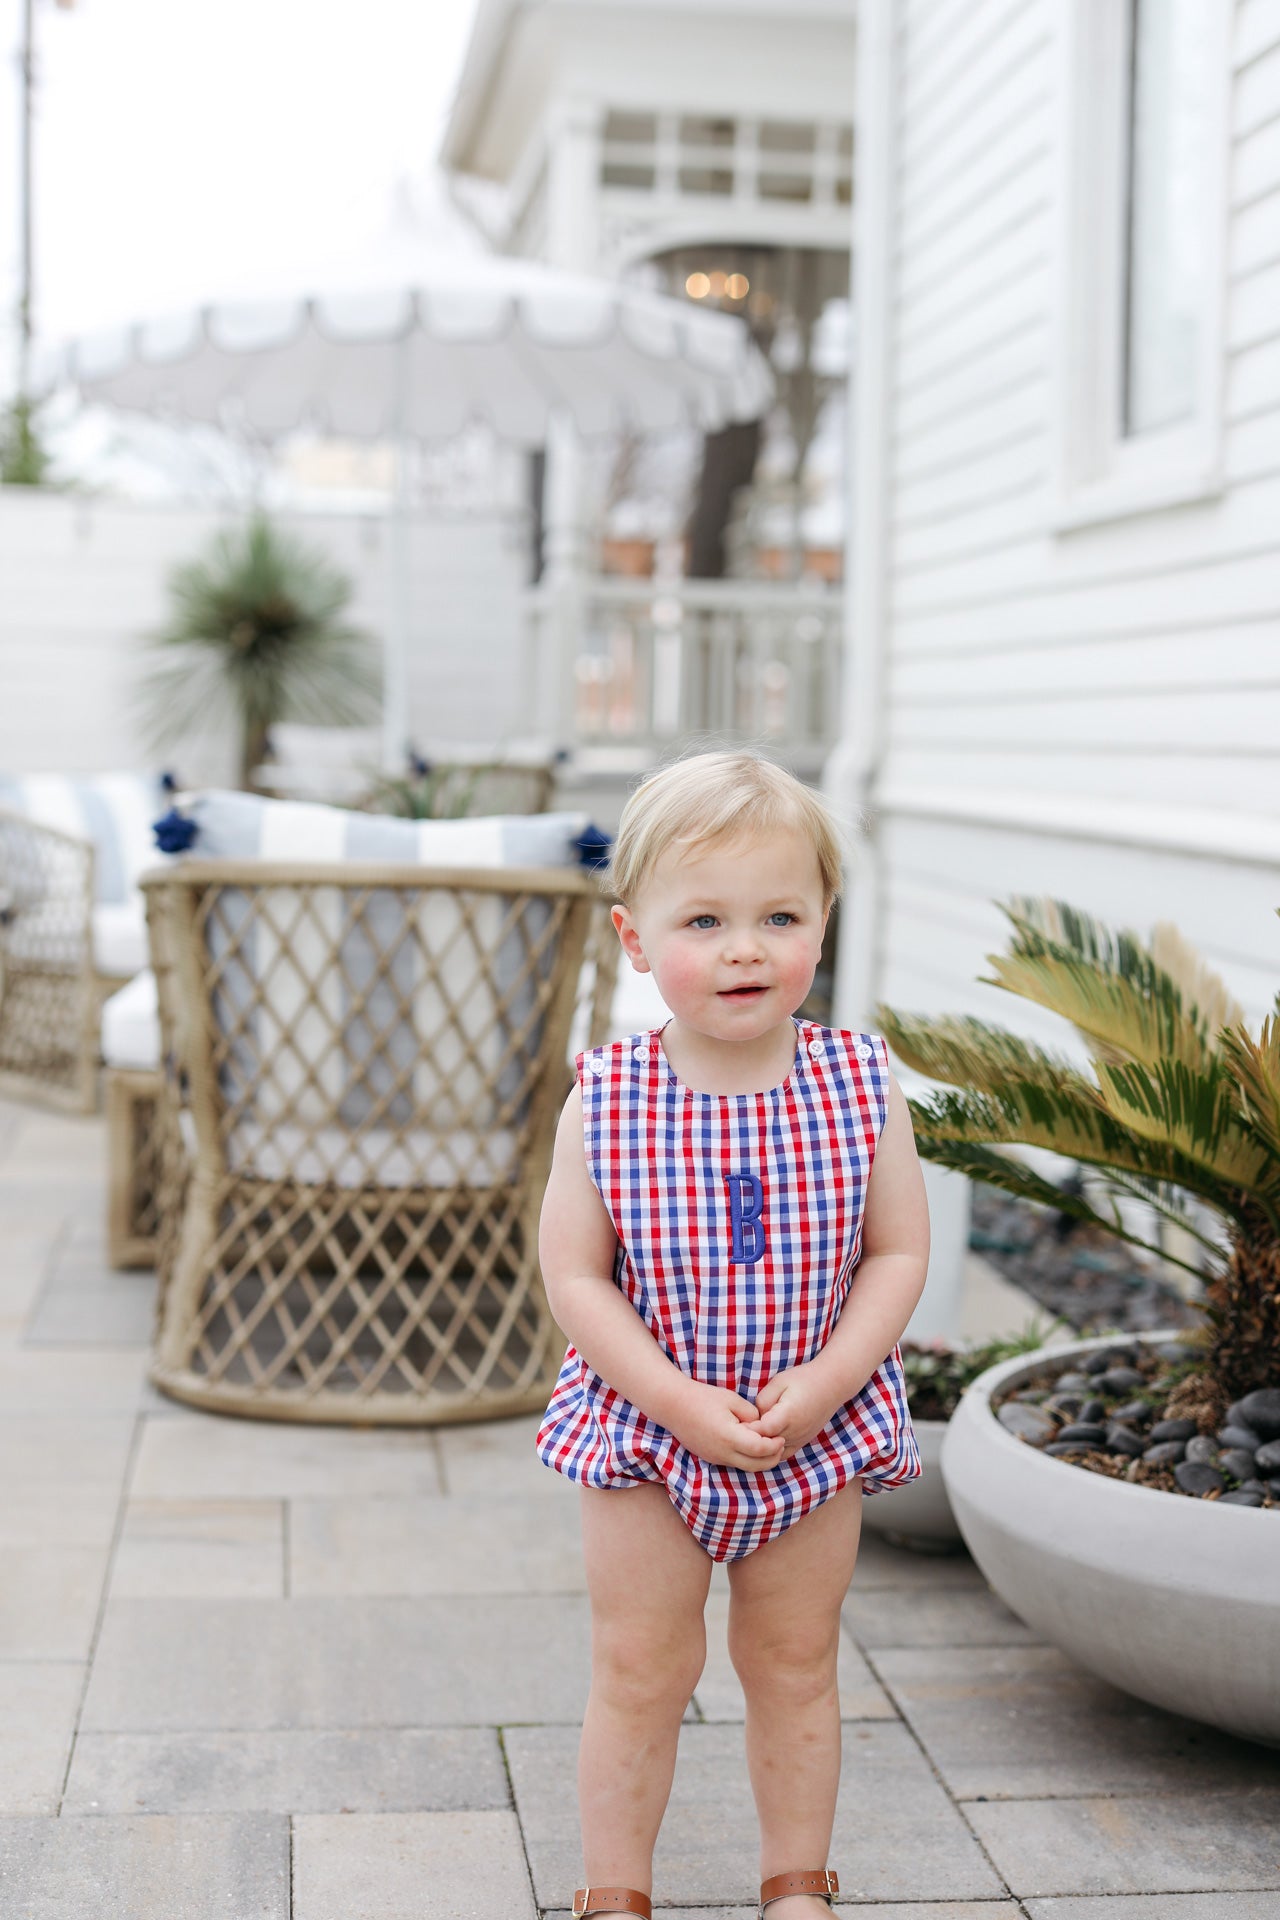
[847,0,1280,1038]
[0,491,530,784]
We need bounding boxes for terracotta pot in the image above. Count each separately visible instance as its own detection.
[940,1331,1280,1747]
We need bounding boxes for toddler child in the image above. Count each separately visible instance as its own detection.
[536,751,929,1920]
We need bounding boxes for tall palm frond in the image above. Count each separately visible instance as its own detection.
[1220,1017,1280,1165]
[878,897,1280,1399]
[985,899,1234,1072]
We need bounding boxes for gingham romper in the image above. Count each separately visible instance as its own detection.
[536,1020,920,1561]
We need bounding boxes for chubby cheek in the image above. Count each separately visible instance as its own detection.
[649,944,712,1004]
[776,934,824,1000]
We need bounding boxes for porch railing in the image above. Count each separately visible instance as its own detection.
[525,577,844,771]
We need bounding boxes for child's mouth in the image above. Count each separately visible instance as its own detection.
[720,985,766,997]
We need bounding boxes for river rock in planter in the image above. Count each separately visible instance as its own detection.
[1080,1397,1107,1423]
[1253,1438,1280,1474]
[1184,1434,1220,1465]
[1106,1425,1147,1458]
[1142,1440,1187,1466]
[1174,1460,1226,1496]
[1056,1422,1108,1446]
[1218,1424,1262,1451]
[1149,1417,1197,1444]
[1234,1389,1280,1439]
[1052,1372,1091,1392]
[1218,1448,1260,1481]
[1098,1367,1146,1394]
[1112,1400,1152,1426]
[997,1402,1056,1445]
[1220,1489,1265,1507]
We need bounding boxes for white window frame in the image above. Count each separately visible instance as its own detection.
[1049,0,1232,531]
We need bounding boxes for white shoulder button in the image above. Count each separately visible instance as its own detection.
[588,1055,606,1076]
[855,1042,874,1062]
[807,1039,825,1057]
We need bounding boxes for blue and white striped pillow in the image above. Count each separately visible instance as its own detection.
[181,790,588,871]
[0,773,170,903]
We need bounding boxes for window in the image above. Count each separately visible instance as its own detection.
[1051,0,1230,527]
[1124,0,1212,435]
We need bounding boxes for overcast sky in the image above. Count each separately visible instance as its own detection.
[0,0,479,379]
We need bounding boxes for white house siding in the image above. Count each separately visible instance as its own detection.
[0,492,529,783]
[848,0,1280,1043]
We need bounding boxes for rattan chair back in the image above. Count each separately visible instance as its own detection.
[144,859,596,1424]
[0,805,99,1108]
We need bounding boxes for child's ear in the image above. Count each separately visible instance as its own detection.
[611,903,650,974]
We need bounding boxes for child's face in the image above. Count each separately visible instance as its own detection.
[612,827,829,1045]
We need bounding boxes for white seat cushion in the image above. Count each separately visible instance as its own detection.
[93,901,149,979]
[227,1119,517,1189]
[101,968,160,1071]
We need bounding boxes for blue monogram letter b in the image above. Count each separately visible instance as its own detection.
[726,1172,765,1264]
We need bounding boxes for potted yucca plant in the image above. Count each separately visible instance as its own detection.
[140,514,380,791]
[878,899,1280,1744]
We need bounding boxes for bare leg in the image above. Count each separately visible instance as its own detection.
[577,1483,714,1899]
[726,1482,863,1919]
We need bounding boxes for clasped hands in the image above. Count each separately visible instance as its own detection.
[667,1364,842,1472]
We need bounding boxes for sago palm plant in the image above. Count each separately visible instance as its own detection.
[879,899,1280,1405]
[141,514,380,789]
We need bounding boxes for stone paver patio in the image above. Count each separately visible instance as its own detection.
[2,1093,1279,1918]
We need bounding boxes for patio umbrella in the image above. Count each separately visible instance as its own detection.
[39,236,774,762]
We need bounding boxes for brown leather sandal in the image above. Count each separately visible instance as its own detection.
[571,1890,651,1918]
[759,1867,840,1915]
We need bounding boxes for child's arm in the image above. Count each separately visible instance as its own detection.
[751,1072,930,1454]
[540,1085,787,1473]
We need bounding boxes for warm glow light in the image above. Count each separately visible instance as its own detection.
[708,270,728,297]
[685,272,711,298]
[726,273,750,299]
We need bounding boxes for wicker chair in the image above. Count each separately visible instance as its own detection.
[0,807,130,1110]
[143,859,597,1424]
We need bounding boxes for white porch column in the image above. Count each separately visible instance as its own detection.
[535,97,606,752]
[826,0,971,1341]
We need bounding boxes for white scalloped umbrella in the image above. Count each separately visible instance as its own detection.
[40,239,772,764]
[41,239,773,444]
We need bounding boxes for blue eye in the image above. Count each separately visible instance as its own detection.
[690,914,717,930]
[767,912,796,926]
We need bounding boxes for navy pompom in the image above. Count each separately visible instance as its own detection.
[153,808,198,853]
[573,822,613,872]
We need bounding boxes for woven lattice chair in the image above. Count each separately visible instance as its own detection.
[0,777,168,1110]
[0,807,111,1110]
[143,859,596,1424]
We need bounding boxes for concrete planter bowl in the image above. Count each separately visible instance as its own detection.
[861,1419,961,1549]
[940,1332,1280,1747]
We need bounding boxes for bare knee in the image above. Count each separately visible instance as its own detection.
[728,1609,841,1708]
[593,1616,707,1717]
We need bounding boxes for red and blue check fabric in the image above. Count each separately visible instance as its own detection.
[536,1021,919,1561]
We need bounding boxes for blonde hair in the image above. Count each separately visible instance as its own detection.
[609,751,844,907]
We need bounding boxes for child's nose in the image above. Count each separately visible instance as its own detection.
[724,926,764,961]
